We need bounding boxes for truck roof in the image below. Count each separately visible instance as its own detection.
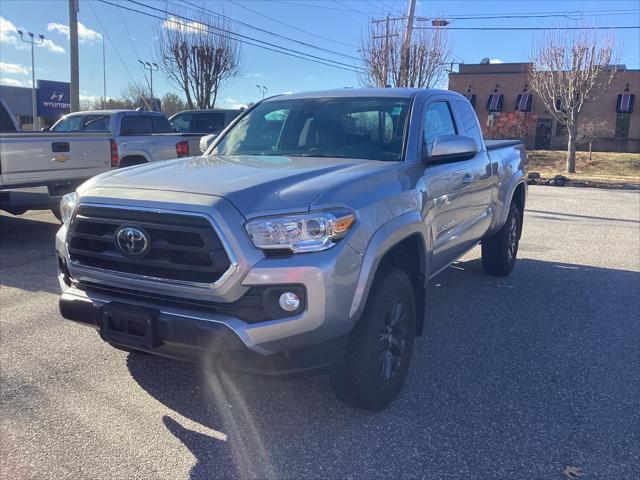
[62,109,166,116]
[264,87,450,101]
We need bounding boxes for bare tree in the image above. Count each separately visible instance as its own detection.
[576,119,611,161]
[160,92,188,117]
[529,30,618,173]
[360,19,450,88]
[156,11,242,109]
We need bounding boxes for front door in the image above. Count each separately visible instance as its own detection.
[420,99,492,275]
[534,119,552,149]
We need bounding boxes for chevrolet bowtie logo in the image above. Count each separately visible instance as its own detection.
[52,154,69,162]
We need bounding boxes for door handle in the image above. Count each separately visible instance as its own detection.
[52,142,70,153]
[461,173,473,185]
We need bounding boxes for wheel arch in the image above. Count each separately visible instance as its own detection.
[349,214,429,336]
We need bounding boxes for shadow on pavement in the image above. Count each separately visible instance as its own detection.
[0,213,61,293]
[126,256,640,479]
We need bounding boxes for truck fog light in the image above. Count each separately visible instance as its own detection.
[279,292,300,312]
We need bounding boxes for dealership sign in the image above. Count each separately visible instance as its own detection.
[37,80,71,117]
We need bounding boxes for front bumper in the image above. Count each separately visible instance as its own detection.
[58,287,348,375]
[55,198,363,371]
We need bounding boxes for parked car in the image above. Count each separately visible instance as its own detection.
[56,89,528,410]
[49,110,198,167]
[0,100,114,217]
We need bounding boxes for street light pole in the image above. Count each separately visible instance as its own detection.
[138,60,159,106]
[256,84,268,99]
[17,30,44,130]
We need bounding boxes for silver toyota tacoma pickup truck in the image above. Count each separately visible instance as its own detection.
[56,88,527,410]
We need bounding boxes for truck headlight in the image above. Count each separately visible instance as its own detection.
[59,191,78,226]
[245,210,355,253]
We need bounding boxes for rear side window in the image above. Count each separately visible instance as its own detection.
[151,116,172,133]
[423,101,457,156]
[455,99,483,150]
[83,115,110,131]
[121,115,152,135]
[194,112,226,133]
[170,112,193,133]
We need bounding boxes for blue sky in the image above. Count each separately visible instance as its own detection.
[1,0,639,108]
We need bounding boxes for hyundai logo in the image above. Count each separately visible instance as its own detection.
[50,90,64,102]
[115,226,149,256]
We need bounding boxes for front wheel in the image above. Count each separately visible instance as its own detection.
[481,203,522,276]
[330,269,416,411]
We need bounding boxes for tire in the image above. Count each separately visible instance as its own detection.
[481,203,522,276]
[330,269,416,411]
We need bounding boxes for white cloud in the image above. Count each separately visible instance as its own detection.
[490,59,504,64]
[0,16,19,44]
[41,38,65,54]
[163,16,206,34]
[0,78,23,87]
[0,61,29,75]
[47,22,101,43]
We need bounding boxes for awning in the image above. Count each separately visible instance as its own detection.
[486,93,503,112]
[515,93,533,112]
[616,93,635,113]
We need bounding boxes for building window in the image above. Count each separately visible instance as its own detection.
[615,113,631,138]
[556,122,567,137]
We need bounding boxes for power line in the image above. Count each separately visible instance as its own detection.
[441,9,640,20]
[96,0,365,74]
[415,25,640,31]
[86,1,151,108]
[225,0,359,49]
[126,0,362,70]
[176,0,360,60]
[227,0,360,48]
[276,1,378,14]
[334,0,371,19]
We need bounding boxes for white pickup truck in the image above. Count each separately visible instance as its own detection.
[49,110,200,168]
[0,100,114,217]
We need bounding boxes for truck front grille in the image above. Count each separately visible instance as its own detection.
[67,205,231,285]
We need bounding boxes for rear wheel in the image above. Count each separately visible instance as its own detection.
[330,269,416,411]
[481,203,522,276]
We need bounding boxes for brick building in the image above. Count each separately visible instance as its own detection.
[448,62,640,152]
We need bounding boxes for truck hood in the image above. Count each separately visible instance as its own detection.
[82,155,397,218]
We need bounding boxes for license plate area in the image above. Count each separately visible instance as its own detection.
[100,303,160,350]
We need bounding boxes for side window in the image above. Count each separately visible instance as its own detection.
[170,113,193,133]
[455,99,482,150]
[83,115,110,131]
[52,116,84,132]
[423,101,457,156]
[121,115,153,135]
[194,113,226,133]
[151,115,172,133]
[0,103,16,132]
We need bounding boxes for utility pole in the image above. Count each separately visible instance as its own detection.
[69,0,80,112]
[102,35,106,102]
[138,60,159,100]
[17,30,44,130]
[399,0,416,86]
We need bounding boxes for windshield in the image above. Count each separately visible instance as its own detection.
[214,97,411,161]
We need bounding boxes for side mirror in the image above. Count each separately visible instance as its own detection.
[41,127,50,132]
[199,133,218,154]
[425,135,478,163]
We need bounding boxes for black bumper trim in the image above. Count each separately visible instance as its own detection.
[58,294,347,376]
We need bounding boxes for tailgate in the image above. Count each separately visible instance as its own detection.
[0,133,112,187]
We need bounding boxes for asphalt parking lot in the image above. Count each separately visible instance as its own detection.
[1,185,639,480]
